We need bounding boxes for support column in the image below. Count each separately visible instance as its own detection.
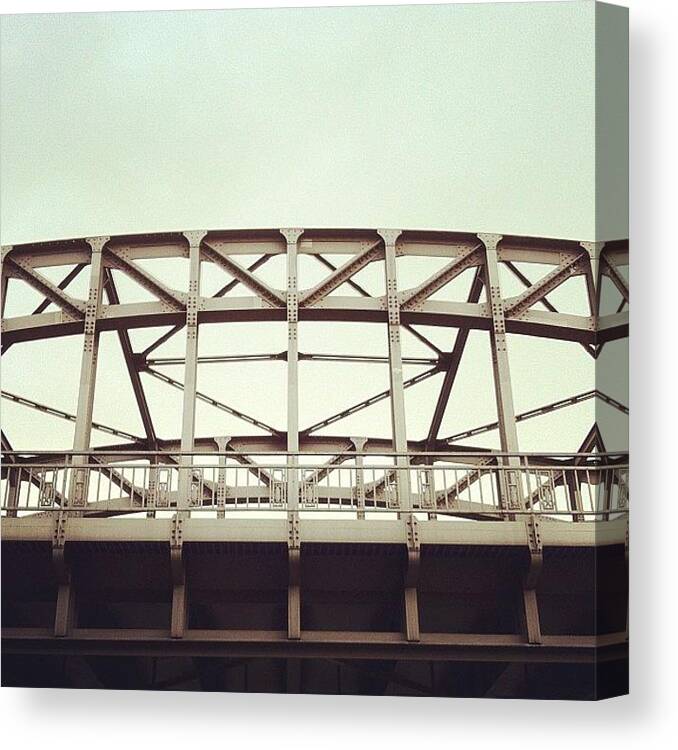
[178,231,206,511]
[479,234,540,641]
[522,516,543,644]
[282,229,303,642]
[282,228,303,507]
[379,229,411,512]
[170,231,205,639]
[170,515,187,638]
[53,515,76,637]
[404,514,421,642]
[70,237,107,507]
[287,512,301,640]
[478,233,522,512]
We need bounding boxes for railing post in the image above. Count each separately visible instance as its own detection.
[147,459,158,519]
[351,437,367,519]
[215,436,230,518]
[601,466,613,521]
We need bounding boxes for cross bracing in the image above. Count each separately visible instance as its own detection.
[1,228,628,464]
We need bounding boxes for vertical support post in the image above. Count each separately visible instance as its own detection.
[282,229,304,642]
[178,231,206,511]
[601,468,613,522]
[169,231,205,639]
[70,237,107,507]
[215,436,231,518]
[480,234,540,642]
[379,229,411,512]
[351,437,367,519]
[6,466,20,518]
[287,512,301,640]
[478,233,522,514]
[281,228,303,510]
[170,515,187,638]
[404,514,421,642]
[53,514,76,637]
[580,241,605,320]
[522,516,543,644]
[146,461,158,519]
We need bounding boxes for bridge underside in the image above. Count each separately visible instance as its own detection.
[2,518,628,699]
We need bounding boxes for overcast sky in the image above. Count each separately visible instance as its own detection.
[0,3,628,456]
[0,2,624,244]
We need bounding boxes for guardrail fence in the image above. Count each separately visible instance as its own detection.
[1,452,628,522]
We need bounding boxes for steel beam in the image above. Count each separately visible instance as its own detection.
[283,229,304,641]
[379,229,411,511]
[5,256,85,320]
[312,253,443,354]
[144,367,281,435]
[202,241,285,308]
[1,629,628,664]
[504,253,585,319]
[71,238,108,498]
[32,263,87,315]
[300,366,440,436]
[300,241,382,306]
[479,234,522,513]
[400,243,482,310]
[480,234,520,454]
[1,294,623,348]
[426,267,484,447]
[443,389,627,444]
[1,390,143,443]
[601,253,629,304]
[103,269,157,446]
[282,229,303,506]
[177,232,206,510]
[104,247,185,310]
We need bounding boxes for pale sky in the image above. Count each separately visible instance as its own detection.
[0,2,628,244]
[0,3,628,455]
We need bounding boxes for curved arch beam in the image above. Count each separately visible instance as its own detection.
[0,295,627,347]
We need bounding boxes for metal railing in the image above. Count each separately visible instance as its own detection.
[0,451,628,522]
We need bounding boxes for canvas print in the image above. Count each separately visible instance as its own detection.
[0,2,628,699]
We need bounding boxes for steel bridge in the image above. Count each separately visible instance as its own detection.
[0,228,628,698]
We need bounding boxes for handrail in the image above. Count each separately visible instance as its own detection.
[1,450,629,459]
[1,453,629,521]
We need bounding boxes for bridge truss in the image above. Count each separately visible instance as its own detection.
[0,228,629,697]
